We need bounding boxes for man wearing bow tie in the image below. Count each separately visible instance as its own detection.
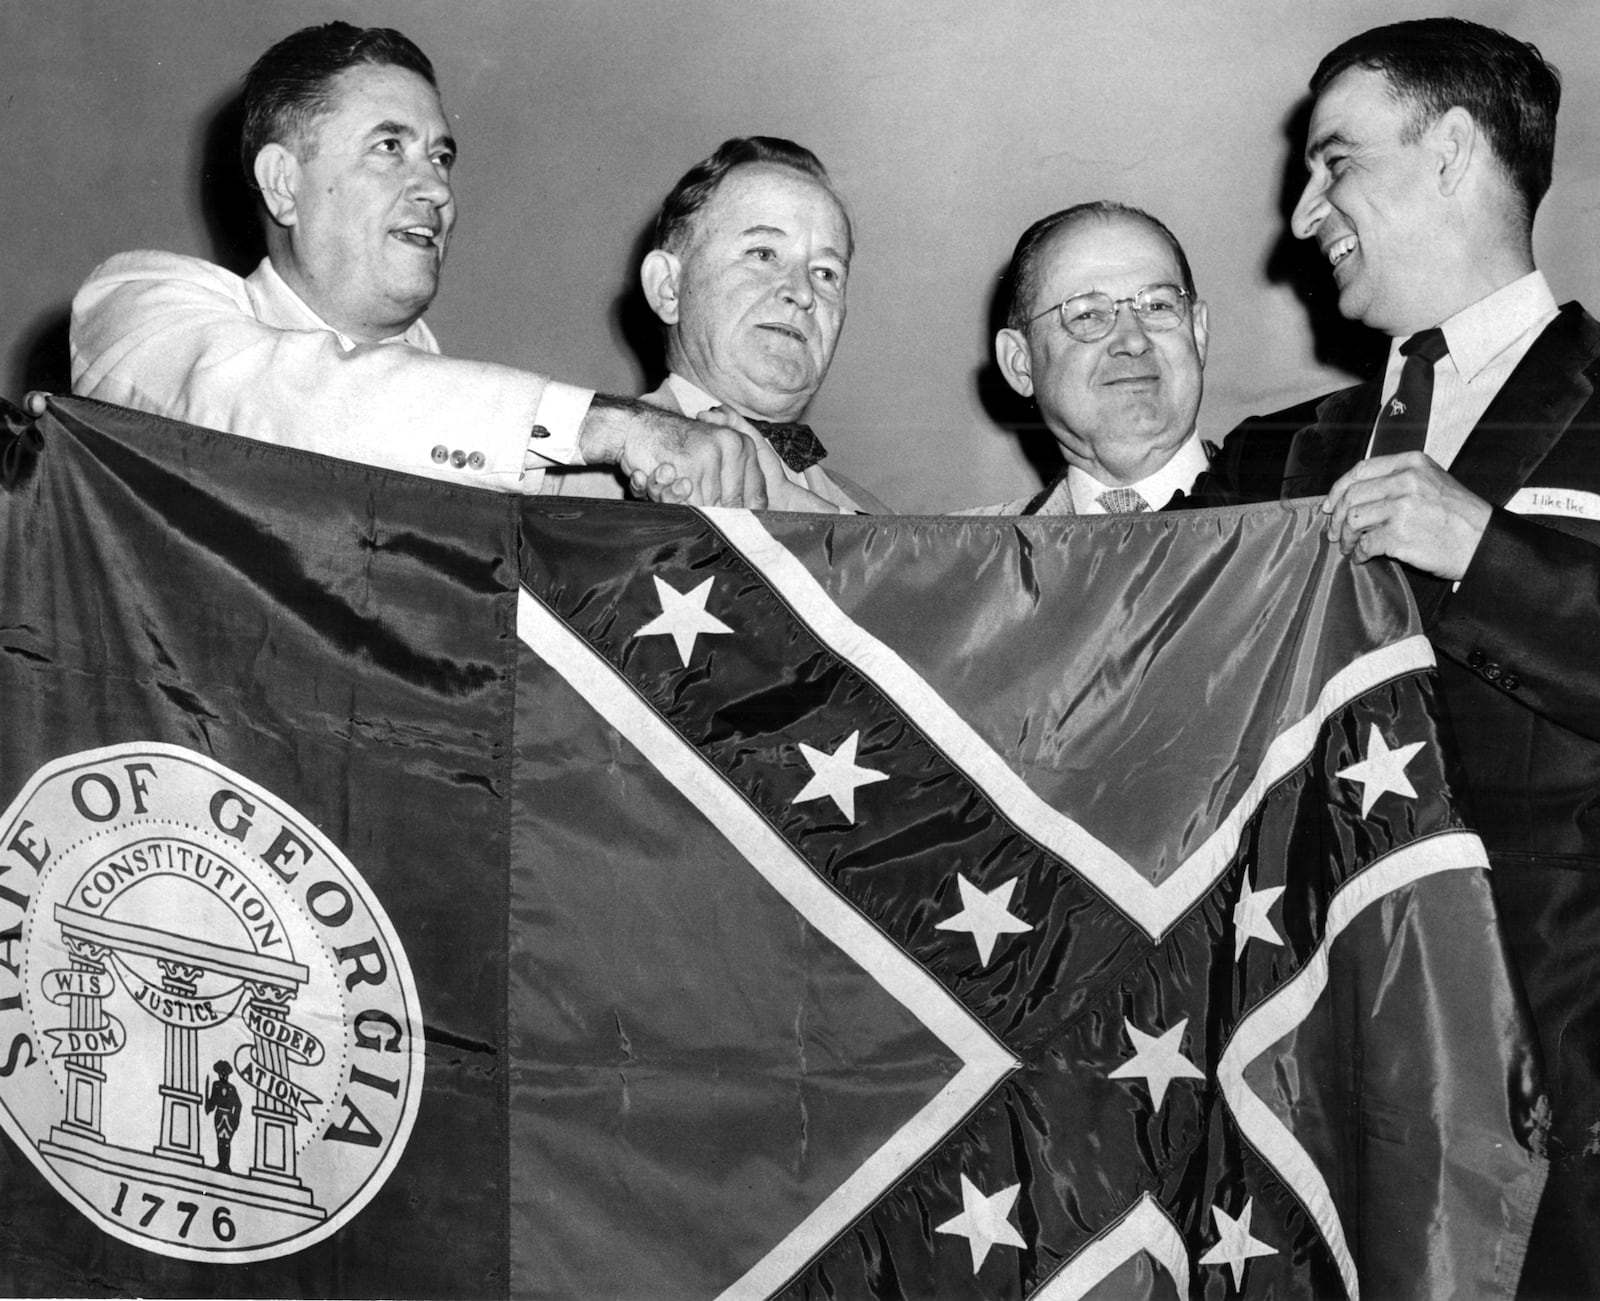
[967,201,1212,516]
[548,137,889,513]
[1188,21,1600,1294]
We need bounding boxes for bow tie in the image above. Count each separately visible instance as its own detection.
[746,418,828,474]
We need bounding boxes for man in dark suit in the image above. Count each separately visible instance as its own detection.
[1194,19,1600,1296]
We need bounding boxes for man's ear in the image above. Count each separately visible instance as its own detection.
[253,143,301,228]
[1190,299,1210,368]
[1433,106,1477,197]
[640,249,683,325]
[995,327,1035,398]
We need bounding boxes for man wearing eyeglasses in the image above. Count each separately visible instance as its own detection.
[976,201,1209,515]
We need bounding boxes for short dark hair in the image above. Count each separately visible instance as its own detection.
[1311,18,1560,224]
[653,136,851,257]
[241,22,437,180]
[1001,202,1196,331]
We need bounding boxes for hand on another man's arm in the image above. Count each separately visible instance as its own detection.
[695,406,845,513]
[623,405,846,512]
[579,395,767,508]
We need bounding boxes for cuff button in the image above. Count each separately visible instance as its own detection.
[530,424,551,440]
[450,449,467,468]
[468,451,486,470]
[1501,674,1520,691]
[431,444,449,463]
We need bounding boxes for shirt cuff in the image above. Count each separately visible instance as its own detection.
[524,382,595,470]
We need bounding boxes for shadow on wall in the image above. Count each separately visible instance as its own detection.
[963,102,1391,489]
[973,266,1064,494]
[611,219,666,394]
[11,309,72,402]
[198,87,266,276]
[965,102,1389,492]
[7,87,268,404]
[1265,96,1387,383]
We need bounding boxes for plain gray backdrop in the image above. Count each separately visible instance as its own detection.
[4,1,1598,511]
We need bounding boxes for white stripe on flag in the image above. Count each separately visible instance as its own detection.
[516,588,1019,1299]
[704,509,1437,940]
[1216,830,1492,1301]
[1034,1192,1190,1299]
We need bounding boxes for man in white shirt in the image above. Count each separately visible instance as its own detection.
[70,22,770,507]
[547,137,889,513]
[966,202,1211,516]
[1190,21,1600,1295]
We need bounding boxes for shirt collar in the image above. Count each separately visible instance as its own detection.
[1067,430,1209,513]
[665,373,721,420]
[1417,270,1557,384]
[666,373,822,428]
[247,257,435,352]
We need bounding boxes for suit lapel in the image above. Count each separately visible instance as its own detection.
[1164,440,1218,508]
[1305,304,1600,622]
[1439,304,1600,507]
[1020,473,1076,516]
[1284,381,1380,495]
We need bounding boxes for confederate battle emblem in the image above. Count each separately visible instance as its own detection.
[0,744,424,1261]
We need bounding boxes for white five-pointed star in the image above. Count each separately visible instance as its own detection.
[1107,1017,1206,1110]
[1336,724,1426,818]
[934,1173,1027,1273]
[792,731,889,823]
[935,874,1034,966]
[1233,872,1286,961]
[1198,1197,1277,1289]
[632,575,733,667]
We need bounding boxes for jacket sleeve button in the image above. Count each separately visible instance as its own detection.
[431,444,449,463]
[468,451,486,470]
[450,449,467,468]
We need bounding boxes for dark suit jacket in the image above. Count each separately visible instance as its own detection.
[1189,302,1600,1293]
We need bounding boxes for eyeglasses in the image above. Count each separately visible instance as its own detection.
[1028,283,1192,342]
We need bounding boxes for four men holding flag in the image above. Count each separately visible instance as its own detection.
[35,10,1600,1298]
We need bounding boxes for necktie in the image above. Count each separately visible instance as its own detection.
[1369,327,1449,458]
[1096,486,1150,514]
[746,418,828,474]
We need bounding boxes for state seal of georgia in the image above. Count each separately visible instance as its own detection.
[0,743,424,1262]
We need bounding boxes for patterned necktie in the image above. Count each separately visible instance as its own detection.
[1369,327,1449,458]
[1096,486,1150,514]
[746,419,828,474]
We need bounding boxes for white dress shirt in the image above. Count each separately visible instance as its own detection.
[1371,270,1560,470]
[956,429,1210,516]
[1068,430,1212,513]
